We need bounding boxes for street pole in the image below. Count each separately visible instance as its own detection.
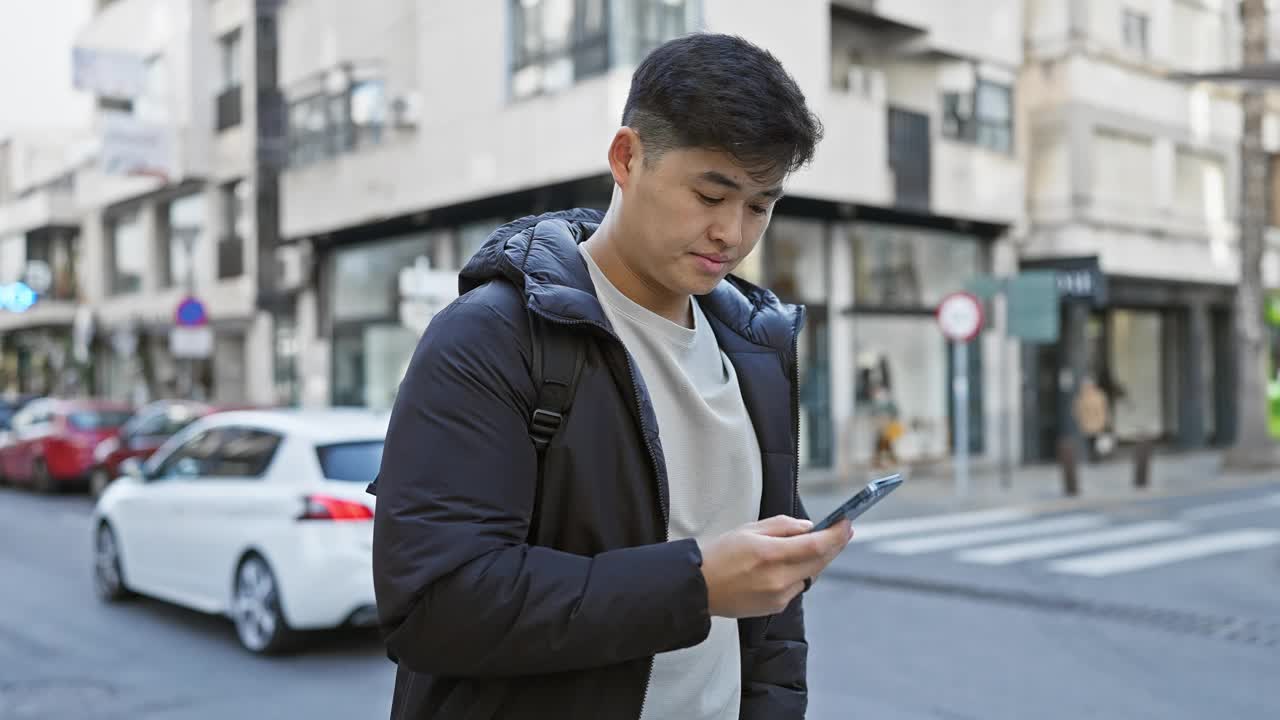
[954,339,970,497]
[183,228,197,400]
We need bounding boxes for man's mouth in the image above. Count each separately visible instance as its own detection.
[691,252,731,273]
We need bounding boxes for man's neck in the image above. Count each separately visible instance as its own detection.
[583,218,694,328]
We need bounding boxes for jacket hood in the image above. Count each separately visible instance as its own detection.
[459,208,803,354]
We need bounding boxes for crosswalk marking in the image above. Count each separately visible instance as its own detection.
[847,508,1033,544]
[1179,493,1280,521]
[955,522,1187,565]
[1048,529,1280,577]
[873,515,1107,556]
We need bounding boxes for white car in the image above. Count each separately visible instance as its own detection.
[92,409,387,654]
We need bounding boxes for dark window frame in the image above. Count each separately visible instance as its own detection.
[218,179,246,278]
[1122,8,1150,57]
[286,72,387,168]
[508,0,612,100]
[941,78,1014,154]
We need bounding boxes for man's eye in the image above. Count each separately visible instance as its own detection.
[697,193,724,205]
[749,205,769,216]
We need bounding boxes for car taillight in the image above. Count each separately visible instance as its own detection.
[298,494,373,521]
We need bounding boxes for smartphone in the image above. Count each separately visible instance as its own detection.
[810,473,903,532]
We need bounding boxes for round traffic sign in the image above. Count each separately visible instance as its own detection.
[936,292,984,343]
[175,296,208,327]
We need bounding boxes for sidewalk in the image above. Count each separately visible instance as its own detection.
[799,450,1280,524]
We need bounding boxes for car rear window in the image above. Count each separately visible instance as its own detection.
[68,410,134,430]
[316,441,384,483]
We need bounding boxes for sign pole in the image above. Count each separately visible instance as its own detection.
[937,291,984,500]
[954,339,970,497]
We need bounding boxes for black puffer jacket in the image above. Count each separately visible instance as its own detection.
[372,208,809,719]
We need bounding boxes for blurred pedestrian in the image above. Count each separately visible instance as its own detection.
[371,33,847,720]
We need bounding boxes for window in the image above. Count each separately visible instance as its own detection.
[219,180,248,278]
[287,72,388,166]
[208,429,282,478]
[152,430,225,480]
[331,234,434,323]
[25,228,80,301]
[350,80,387,147]
[217,30,243,130]
[126,405,201,439]
[316,441,384,483]
[1122,9,1149,56]
[134,54,168,122]
[67,410,134,431]
[288,95,329,166]
[107,209,145,295]
[509,0,695,100]
[162,193,206,289]
[219,29,242,93]
[851,223,985,309]
[765,218,828,304]
[942,80,1013,153]
[510,0,608,99]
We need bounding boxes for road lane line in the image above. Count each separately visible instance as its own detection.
[873,515,1107,555]
[847,508,1034,544]
[1049,529,1280,577]
[956,522,1188,565]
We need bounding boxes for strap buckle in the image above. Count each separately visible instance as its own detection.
[530,409,564,450]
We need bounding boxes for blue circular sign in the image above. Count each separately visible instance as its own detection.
[0,282,37,313]
[175,296,208,326]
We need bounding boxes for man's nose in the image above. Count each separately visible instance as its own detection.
[709,206,746,249]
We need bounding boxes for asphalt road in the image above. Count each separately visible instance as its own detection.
[1,483,1276,719]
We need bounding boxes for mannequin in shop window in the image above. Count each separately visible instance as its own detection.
[858,354,902,468]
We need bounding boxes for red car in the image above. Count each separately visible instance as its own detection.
[0,398,134,492]
[88,399,246,497]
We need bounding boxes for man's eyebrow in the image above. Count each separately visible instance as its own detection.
[697,170,784,199]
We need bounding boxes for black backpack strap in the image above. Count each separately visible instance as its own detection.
[528,312,585,453]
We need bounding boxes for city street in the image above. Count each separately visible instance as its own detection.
[1,483,1277,719]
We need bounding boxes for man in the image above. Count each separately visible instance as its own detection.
[372,33,852,719]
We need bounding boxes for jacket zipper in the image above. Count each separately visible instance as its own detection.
[790,307,805,518]
[526,308,668,719]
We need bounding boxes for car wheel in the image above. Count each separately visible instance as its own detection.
[94,522,133,602]
[89,468,111,499]
[232,555,297,655]
[32,458,55,494]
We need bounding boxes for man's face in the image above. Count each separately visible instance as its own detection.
[616,145,783,297]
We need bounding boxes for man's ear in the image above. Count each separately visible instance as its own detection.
[608,128,642,190]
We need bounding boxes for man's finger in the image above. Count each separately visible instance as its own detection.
[754,515,814,537]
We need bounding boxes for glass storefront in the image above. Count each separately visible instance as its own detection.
[329,230,453,410]
[846,221,987,466]
[737,218,833,469]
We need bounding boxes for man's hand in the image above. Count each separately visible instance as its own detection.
[697,515,854,619]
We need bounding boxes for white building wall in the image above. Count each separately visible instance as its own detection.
[282,0,1024,239]
[65,0,273,404]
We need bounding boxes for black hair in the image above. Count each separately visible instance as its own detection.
[621,33,824,181]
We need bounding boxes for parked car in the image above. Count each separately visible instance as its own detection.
[92,409,386,654]
[0,398,134,492]
[89,400,242,498]
[0,393,40,454]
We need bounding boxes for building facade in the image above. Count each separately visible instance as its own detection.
[68,0,273,405]
[275,0,1027,477]
[1020,0,1280,461]
[0,132,89,396]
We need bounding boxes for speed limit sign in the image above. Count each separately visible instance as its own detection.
[936,292,985,343]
